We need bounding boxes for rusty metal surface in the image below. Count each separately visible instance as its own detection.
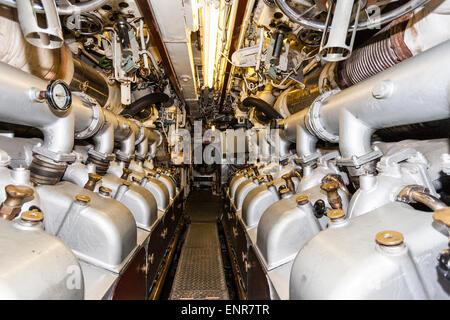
[169,223,229,300]
[339,15,413,88]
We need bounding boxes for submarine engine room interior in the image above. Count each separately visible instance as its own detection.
[0,0,448,301]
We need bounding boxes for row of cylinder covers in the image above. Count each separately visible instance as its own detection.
[224,42,450,300]
[226,139,450,300]
[0,61,183,299]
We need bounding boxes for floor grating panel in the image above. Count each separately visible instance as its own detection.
[169,223,229,300]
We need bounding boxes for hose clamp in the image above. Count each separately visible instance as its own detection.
[87,148,115,161]
[130,118,146,145]
[74,94,105,140]
[336,146,383,168]
[305,89,340,143]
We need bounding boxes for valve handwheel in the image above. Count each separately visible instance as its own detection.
[274,0,431,31]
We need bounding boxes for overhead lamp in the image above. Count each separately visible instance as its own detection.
[201,0,220,89]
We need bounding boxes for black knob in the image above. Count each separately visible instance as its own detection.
[313,199,326,219]
[437,249,450,280]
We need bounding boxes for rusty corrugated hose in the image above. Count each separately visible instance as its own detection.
[338,15,413,88]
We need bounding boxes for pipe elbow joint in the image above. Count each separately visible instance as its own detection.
[33,112,76,162]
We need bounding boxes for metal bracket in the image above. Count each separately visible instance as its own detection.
[317,150,340,166]
[337,147,383,168]
[88,148,115,162]
[32,146,76,163]
[74,100,105,140]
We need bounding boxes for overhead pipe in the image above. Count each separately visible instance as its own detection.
[0,0,109,15]
[120,92,170,117]
[339,0,450,87]
[242,96,283,120]
[16,0,64,49]
[274,0,432,31]
[279,40,450,174]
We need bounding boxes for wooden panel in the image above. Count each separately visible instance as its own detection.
[147,218,167,290]
[246,245,271,300]
[112,246,147,300]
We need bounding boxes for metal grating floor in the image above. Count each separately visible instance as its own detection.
[169,222,229,300]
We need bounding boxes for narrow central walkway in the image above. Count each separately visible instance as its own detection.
[169,191,229,300]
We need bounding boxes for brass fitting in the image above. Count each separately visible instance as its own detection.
[321,180,342,209]
[0,185,34,220]
[121,168,132,180]
[99,186,112,197]
[84,173,102,191]
[433,207,450,228]
[75,194,91,205]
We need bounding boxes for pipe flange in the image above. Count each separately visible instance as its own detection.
[297,151,321,165]
[153,129,163,147]
[87,148,115,161]
[135,154,145,162]
[32,146,76,163]
[75,101,105,140]
[130,119,146,145]
[336,147,383,168]
[305,89,340,143]
[116,150,133,162]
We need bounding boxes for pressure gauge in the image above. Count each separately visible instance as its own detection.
[45,80,72,111]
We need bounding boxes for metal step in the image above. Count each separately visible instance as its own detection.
[169,222,229,300]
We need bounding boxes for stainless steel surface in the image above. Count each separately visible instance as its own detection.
[290,202,450,299]
[0,217,84,299]
[36,181,137,271]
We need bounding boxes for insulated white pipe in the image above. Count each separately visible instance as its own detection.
[280,40,450,165]
[0,61,74,160]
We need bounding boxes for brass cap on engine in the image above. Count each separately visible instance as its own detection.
[375,230,404,246]
[20,209,44,222]
[75,194,91,205]
[327,209,345,220]
[99,186,112,196]
[121,180,132,187]
[433,208,450,227]
[296,195,309,206]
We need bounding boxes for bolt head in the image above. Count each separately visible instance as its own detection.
[372,80,394,99]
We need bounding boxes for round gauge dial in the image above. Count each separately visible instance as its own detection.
[45,80,72,111]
